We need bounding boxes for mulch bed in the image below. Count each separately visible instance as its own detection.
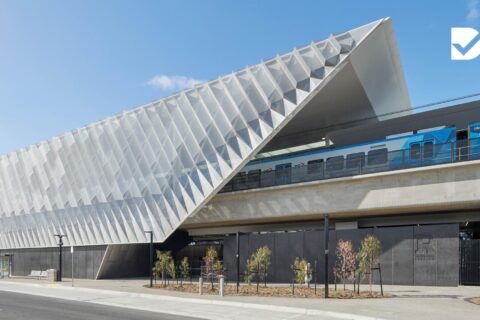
[465,297,480,305]
[145,282,387,299]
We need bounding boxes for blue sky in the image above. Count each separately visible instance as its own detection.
[1,0,479,155]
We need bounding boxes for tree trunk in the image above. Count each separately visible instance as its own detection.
[369,273,372,293]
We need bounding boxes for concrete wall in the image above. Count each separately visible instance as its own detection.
[0,245,107,279]
[222,224,459,286]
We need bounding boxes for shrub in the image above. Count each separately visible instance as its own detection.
[244,246,272,284]
[357,235,381,292]
[335,239,356,290]
[202,246,223,289]
[293,257,310,284]
[179,257,190,280]
[153,250,174,284]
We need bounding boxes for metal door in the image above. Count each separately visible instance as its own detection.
[460,240,480,285]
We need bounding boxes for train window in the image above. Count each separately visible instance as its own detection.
[346,152,365,169]
[235,172,247,183]
[307,159,323,174]
[326,156,344,171]
[423,141,434,158]
[247,169,261,182]
[410,143,421,160]
[275,163,292,171]
[367,148,388,165]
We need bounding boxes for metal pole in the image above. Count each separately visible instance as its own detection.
[378,264,383,296]
[324,215,329,298]
[149,232,153,288]
[59,240,63,281]
[54,234,66,282]
[71,246,74,287]
[236,232,240,293]
[144,231,154,288]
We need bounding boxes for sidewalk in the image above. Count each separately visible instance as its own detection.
[1,278,479,320]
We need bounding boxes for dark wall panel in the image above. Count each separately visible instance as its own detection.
[274,233,290,283]
[221,224,459,286]
[0,245,106,279]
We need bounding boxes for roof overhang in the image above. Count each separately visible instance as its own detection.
[263,17,411,151]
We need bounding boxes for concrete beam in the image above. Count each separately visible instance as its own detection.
[183,160,480,229]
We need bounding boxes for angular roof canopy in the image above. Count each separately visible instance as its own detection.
[0,18,410,248]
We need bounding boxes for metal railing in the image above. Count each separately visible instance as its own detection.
[219,139,480,193]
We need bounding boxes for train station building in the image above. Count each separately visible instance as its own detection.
[0,18,479,286]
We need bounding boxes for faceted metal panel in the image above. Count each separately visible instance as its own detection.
[0,19,384,249]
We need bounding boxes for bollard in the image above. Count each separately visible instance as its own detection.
[199,277,203,295]
[219,277,224,297]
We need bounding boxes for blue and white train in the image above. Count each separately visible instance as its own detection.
[234,122,480,180]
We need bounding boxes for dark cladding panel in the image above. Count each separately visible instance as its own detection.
[288,232,304,261]
[414,225,437,285]
[239,234,249,281]
[274,232,290,283]
[336,228,373,251]
[304,230,322,268]
[13,251,25,276]
[374,226,414,285]
[435,224,459,286]
[222,235,236,281]
[77,248,88,279]
[392,228,414,285]
[62,247,72,278]
[85,247,94,279]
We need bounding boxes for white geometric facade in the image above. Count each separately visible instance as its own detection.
[0,18,403,248]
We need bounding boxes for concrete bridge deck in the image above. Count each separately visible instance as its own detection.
[183,159,480,231]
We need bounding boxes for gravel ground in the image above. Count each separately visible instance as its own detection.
[145,283,386,299]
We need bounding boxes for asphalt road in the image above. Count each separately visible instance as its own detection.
[0,291,199,320]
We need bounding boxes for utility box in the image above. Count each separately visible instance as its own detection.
[47,269,57,282]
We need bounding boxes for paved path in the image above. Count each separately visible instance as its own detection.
[0,291,196,320]
[0,280,371,320]
[1,278,480,320]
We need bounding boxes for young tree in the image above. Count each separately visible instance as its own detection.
[357,235,382,293]
[167,258,176,282]
[335,239,356,290]
[153,250,173,285]
[202,246,223,290]
[292,257,309,284]
[179,257,190,286]
[244,246,272,285]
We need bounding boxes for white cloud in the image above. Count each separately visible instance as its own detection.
[145,74,204,92]
[467,0,480,23]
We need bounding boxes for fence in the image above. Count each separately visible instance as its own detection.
[220,139,480,193]
[460,239,480,285]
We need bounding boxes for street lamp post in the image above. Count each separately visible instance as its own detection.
[54,234,67,282]
[324,215,329,298]
[144,231,153,288]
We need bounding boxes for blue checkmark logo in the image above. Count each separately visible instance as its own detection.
[451,27,480,60]
[453,32,480,56]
